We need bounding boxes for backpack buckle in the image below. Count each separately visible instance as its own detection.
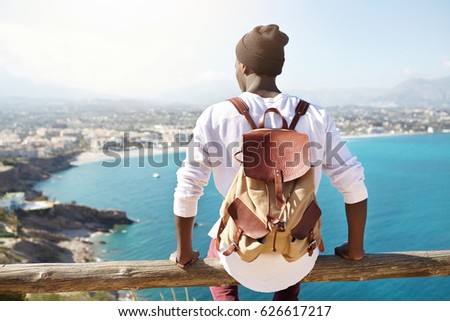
[277,221,286,232]
[308,239,317,256]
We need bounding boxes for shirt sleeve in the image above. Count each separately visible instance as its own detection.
[321,110,368,204]
[173,110,213,217]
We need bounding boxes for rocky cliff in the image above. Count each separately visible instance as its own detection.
[17,204,133,234]
[0,153,76,196]
[3,204,134,264]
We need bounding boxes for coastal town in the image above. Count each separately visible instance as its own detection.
[0,100,196,160]
[1,100,450,161]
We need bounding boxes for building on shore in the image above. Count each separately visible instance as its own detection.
[0,192,55,212]
[0,192,25,211]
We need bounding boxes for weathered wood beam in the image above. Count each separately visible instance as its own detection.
[0,250,449,294]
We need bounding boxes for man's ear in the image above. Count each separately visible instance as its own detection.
[242,64,255,76]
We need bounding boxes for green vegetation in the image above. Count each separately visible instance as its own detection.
[0,293,26,301]
[27,291,117,301]
[0,232,16,238]
[0,209,20,230]
[0,291,118,301]
[33,195,49,201]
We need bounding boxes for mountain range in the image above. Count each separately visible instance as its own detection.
[369,76,450,108]
[0,67,449,108]
[298,76,450,108]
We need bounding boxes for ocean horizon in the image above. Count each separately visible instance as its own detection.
[35,133,450,301]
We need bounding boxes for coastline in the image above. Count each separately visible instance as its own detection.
[58,230,113,263]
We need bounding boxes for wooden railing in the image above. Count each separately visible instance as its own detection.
[1,250,449,294]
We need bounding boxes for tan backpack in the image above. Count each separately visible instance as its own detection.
[217,97,324,263]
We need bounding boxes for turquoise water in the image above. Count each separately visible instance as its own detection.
[35,134,450,301]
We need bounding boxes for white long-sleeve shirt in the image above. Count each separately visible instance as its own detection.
[174,92,368,292]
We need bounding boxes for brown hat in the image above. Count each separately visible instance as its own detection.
[236,24,289,76]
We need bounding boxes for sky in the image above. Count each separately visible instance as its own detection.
[0,0,449,103]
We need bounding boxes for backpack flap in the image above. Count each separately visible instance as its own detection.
[242,129,311,208]
[291,200,322,240]
[291,200,323,256]
[222,198,270,256]
[228,198,270,239]
[242,130,310,182]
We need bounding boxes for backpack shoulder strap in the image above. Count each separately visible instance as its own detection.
[289,99,310,130]
[228,97,257,130]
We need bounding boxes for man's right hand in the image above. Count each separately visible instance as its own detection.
[169,250,200,268]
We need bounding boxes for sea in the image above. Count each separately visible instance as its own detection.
[35,133,450,301]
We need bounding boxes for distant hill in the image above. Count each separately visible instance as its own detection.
[0,68,98,100]
[292,76,450,108]
[297,87,385,107]
[368,76,450,108]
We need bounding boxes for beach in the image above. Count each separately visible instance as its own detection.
[71,146,188,166]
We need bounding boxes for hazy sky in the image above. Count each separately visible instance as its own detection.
[0,0,449,101]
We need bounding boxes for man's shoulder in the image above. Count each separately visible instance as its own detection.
[195,99,239,128]
[283,96,328,122]
[305,102,327,117]
[201,99,235,117]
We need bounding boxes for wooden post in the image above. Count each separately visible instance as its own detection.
[0,250,449,294]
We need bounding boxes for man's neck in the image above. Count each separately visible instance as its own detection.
[245,75,281,98]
